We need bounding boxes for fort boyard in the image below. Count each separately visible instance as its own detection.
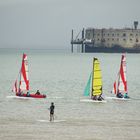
[71,21,140,53]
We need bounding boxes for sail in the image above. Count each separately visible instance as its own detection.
[117,54,127,94]
[12,79,18,93]
[84,72,92,96]
[19,53,29,92]
[113,81,117,94]
[112,73,119,94]
[91,58,102,97]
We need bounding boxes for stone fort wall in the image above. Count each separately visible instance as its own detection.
[85,28,140,48]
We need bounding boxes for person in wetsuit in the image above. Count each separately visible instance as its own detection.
[26,91,30,97]
[116,92,123,98]
[98,94,104,101]
[35,90,40,95]
[92,95,97,100]
[49,102,55,122]
[123,93,129,98]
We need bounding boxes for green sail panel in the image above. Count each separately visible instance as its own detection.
[84,72,92,96]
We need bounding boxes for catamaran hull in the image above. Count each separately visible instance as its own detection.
[16,93,46,98]
[106,97,130,100]
[80,99,107,103]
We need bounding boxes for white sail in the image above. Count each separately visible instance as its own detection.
[112,54,128,97]
[118,54,127,94]
[12,79,18,93]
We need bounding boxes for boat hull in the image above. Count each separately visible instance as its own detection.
[106,97,130,100]
[16,93,46,98]
[80,99,107,103]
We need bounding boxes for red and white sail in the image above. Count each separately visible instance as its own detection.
[118,54,127,94]
[112,72,119,94]
[12,79,18,93]
[112,54,127,95]
[19,53,29,93]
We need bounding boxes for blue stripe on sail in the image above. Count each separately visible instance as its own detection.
[84,72,92,96]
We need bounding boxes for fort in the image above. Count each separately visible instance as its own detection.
[71,21,140,53]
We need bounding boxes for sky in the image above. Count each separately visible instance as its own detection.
[0,0,140,49]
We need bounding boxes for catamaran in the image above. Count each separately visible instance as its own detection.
[12,53,46,98]
[81,58,106,103]
[111,54,129,99]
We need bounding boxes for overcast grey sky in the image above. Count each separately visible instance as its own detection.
[0,0,140,49]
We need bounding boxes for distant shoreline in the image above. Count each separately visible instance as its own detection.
[0,48,70,53]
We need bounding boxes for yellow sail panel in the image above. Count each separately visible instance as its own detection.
[92,58,102,96]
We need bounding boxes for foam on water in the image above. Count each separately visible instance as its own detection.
[37,119,66,123]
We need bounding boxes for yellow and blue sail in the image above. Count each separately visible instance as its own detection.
[84,58,103,97]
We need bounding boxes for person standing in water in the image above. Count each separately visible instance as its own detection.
[49,102,55,122]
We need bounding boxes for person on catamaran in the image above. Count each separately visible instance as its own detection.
[124,93,129,98]
[35,90,40,95]
[49,102,55,122]
[17,91,23,96]
[98,94,104,101]
[92,95,97,100]
[26,91,30,97]
[116,92,123,98]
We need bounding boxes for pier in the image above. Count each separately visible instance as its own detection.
[71,28,85,53]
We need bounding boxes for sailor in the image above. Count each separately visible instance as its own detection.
[26,91,30,97]
[18,91,23,96]
[92,95,97,100]
[49,102,55,122]
[116,92,123,98]
[35,90,40,95]
[98,94,104,101]
[124,93,129,98]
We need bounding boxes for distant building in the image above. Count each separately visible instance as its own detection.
[71,21,140,53]
[85,27,140,48]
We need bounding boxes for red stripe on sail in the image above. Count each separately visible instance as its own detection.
[19,81,21,92]
[120,55,127,92]
[20,54,29,90]
[15,80,18,93]
[113,81,116,94]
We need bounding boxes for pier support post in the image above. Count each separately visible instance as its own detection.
[71,30,74,53]
[81,28,84,53]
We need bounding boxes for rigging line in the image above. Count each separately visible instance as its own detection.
[75,30,81,40]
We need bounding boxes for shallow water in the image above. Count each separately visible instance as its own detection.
[0,49,140,140]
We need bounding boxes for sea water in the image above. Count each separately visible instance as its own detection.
[0,49,140,140]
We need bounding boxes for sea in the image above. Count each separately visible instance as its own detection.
[0,48,140,140]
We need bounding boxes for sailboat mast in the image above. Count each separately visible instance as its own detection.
[18,54,23,93]
[91,58,94,98]
[123,54,127,93]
